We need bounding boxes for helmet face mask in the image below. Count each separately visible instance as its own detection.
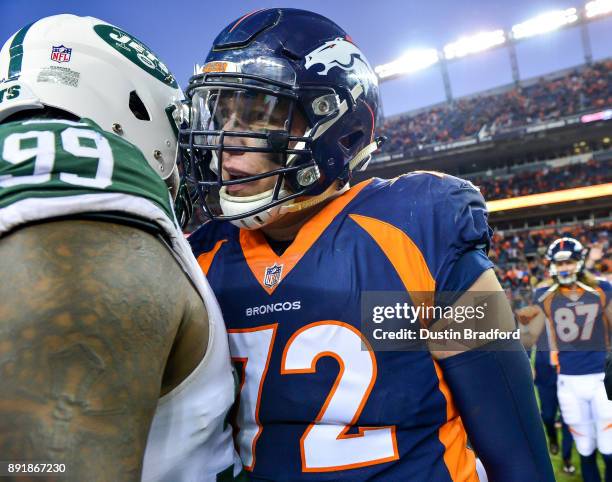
[179,72,318,227]
[178,9,381,229]
[179,69,356,228]
[550,258,581,285]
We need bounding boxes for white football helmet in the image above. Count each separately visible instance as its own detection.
[0,14,183,181]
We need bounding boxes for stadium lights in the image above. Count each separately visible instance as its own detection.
[586,0,612,18]
[374,3,610,82]
[443,30,506,60]
[511,8,579,40]
[374,49,439,79]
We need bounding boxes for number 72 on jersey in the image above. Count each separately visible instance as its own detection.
[228,321,399,473]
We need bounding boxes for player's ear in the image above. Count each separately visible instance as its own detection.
[290,108,309,134]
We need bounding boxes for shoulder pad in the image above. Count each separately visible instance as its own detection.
[188,220,237,256]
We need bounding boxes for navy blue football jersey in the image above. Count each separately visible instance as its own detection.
[534,280,612,376]
[190,173,493,481]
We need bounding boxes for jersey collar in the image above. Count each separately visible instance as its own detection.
[239,179,372,295]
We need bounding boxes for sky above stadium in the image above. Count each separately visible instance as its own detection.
[2,0,612,116]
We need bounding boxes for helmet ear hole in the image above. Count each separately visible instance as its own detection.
[338,129,364,153]
[129,91,150,121]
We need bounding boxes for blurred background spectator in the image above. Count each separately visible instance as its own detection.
[471,158,611,201]
[490,222,611,310]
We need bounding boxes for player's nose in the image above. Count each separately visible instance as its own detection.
[221,137,246,163]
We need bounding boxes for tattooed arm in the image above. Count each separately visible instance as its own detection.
[0,220,205,482]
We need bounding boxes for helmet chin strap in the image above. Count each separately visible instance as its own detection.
[348,139,380,172]
[220,181,348,229]
[281,182,348,213]
[219,185,290,229]
[281,139,377,214]
[556,274,578,286]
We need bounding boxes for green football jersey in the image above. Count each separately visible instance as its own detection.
[0,118,175,224]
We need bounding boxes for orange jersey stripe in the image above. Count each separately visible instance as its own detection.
[349,212,476,481]
[196,239,227,276]
[434,361,479,482]
[349,213,435,325]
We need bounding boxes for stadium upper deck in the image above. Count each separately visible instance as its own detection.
[376,59,611,160]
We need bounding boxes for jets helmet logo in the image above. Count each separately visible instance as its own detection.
[93,24,178,88]
[305,37,373,76]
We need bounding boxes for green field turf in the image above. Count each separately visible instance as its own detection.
[544,429,604,480]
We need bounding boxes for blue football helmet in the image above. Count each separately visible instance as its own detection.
[546,237,587,285]
[177,8,382,228]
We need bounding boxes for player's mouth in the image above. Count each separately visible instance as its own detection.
[224,167,263,195]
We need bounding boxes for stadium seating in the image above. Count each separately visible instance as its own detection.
[379,59,612,155]
[471,157,611,201]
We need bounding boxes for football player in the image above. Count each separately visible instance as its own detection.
[522,237,612,482]
[519,303,576,474]
[0,15,240,481]
[183,8,554,481]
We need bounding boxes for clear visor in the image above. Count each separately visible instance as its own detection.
[189,84,311,174]
[192,88,292,135]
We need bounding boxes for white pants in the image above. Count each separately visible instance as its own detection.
[557,373,612,455]
[475,458,488,482]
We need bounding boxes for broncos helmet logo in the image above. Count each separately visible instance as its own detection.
[305,37,374,77]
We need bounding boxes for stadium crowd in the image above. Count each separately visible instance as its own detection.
[379,59,612,154]
[472,158,611,201]
[490,222,611,310]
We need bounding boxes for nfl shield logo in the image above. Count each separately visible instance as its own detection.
[263,263,284,289]
[51,45,72,63]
